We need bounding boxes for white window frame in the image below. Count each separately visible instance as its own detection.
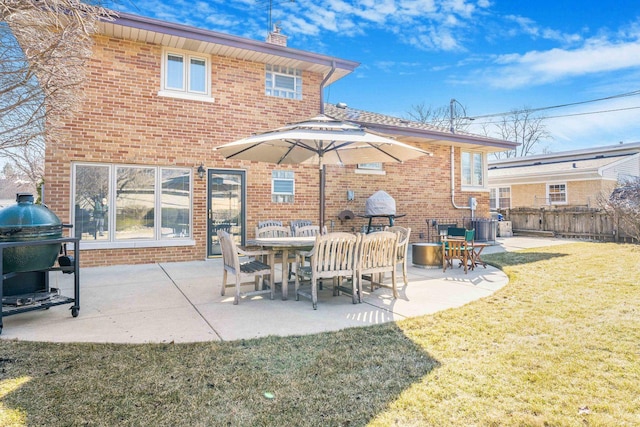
[159,48,214,103]
[272,170,295,203]
[71,163,195,249]
[490,186,511,209]
[547,183,567,205]
[461,150,486,190]
[355,162,386,175]
[265,64,302,100]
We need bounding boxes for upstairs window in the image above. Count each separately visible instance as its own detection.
[160,49,211,101]
[265,65,302,100]
[461,150,485,188]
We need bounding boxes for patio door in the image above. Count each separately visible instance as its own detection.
[207,169,246,257]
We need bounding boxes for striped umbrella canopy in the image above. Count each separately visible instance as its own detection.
[215,114,431,231]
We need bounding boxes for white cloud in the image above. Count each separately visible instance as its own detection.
[482,35,640,89]
[543,97,640,148]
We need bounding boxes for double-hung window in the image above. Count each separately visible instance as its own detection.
[72,163,193,246]
[265,65,302,100]
[490,187,511,209]
[461,150,485,188]
[547,183,567,205]
[160,49,211,101]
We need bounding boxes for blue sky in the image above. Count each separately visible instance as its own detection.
[109,0,640,152]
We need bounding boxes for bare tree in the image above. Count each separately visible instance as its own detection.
[405,100,472,133]
[0,0,113,188]
[480,107,552,159]
[599,177,640,243]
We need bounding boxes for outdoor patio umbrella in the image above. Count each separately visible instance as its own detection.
[214,114,432,232]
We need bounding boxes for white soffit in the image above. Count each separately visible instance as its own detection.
[98,15,357,85]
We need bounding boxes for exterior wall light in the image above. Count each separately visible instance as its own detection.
[197,164,206,179]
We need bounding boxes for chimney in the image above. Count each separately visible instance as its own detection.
[266,24,287,47]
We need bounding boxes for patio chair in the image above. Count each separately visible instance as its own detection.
[294,232,360,309]
[258,219,283,228]
[442,237,473,274]
[386,226,411,286]
[255,225,294,280]
[217,230,274,304]
[290,219,312,235]
[255,225,291,238]
[293,224,327,237]
[357,231,399,300]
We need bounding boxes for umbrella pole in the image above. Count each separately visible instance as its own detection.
[319,164,325,233]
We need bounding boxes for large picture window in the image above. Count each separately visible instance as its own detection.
[72,164,192,244]
[461,150,485,188]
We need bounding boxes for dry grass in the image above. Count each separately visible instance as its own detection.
[1,242,639,426]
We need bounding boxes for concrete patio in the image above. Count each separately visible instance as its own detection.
[0,236,572,344]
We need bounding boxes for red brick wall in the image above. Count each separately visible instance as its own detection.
[45,35,487,267]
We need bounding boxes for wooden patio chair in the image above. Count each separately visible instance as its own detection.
[386,226,411,286]
[217,230,274,304]
[293,224,327,237]
[290,219,312,235]
[442,237,474,274]
[294,232,360,309]
[258,219,283,228]
[255,225,294,280]
[357,231,399,300]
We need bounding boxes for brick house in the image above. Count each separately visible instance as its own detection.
[488,142,640,209]
[45,12,517,267]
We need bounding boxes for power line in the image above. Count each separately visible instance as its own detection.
[467,89,640,120]
[468,105,640,126]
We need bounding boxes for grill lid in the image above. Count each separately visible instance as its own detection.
[0,193,62,240]
[365,190,396,216]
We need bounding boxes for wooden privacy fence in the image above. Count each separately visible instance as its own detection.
[500,207,636,243]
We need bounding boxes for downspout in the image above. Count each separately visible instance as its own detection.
[450,145,474,216]
[319,61,336,114]
[318,61,336,230]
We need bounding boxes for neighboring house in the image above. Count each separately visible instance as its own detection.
[44,11,517,267]
[488,142,640,209]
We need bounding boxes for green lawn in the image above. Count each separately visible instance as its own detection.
[1,242,639,426]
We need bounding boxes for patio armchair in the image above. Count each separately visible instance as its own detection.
[442,237,474,274]
[217,230,275,304]
[357,231,399,300]
[255,224,294,280]
[293,224,327,237]
[294,232,360,309]
[258,219,283,228]
[290,219,313,235]
[386,226,411,286]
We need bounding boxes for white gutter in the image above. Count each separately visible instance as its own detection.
[319,61,336,114]
[450,146,474,214]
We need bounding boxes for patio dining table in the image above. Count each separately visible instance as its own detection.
[246,236,316,300]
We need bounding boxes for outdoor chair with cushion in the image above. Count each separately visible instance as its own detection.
[357,230,399,300]
[217,230,275,304]
[447,226,466,238]
[294,232,360,309]
[386,226,411,286]
[442,237,474,274]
